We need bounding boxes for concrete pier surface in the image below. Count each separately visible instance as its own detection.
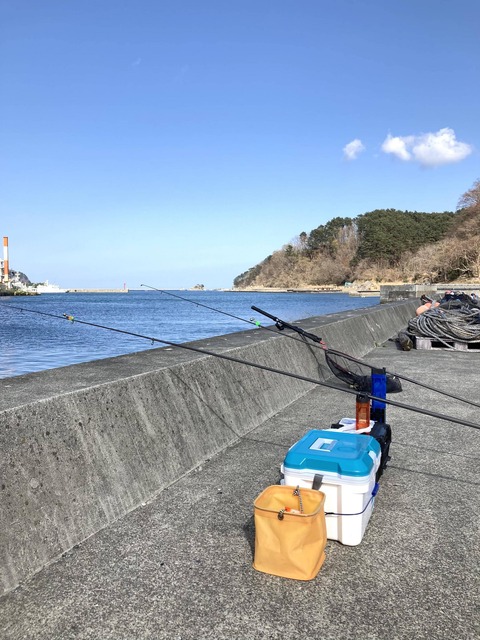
[0,301,479,639]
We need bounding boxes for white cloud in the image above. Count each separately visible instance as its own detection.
[381,134,413,161]
[381,128,472,167]
[343,139,365,161]
[412,128,472,166]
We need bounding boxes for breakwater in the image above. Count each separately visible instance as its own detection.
[0,300,417,595]
[380,283,480,302]
[66,288,128,293]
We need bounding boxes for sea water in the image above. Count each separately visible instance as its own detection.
[0,290,379,379]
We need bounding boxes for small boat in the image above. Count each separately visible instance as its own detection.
[36,280,67,294]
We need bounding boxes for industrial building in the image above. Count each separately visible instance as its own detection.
[1,237,10,287]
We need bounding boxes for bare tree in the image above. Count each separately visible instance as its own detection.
[457,178,480,211]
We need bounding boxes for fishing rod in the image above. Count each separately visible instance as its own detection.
[251,305,324,344]
[139,284,480,410]
[251,305,480,410]
[5,304,480,432]
[141,284,259,324]
[140,284,325,344]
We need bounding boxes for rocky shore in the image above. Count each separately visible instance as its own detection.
[229,280,480,296]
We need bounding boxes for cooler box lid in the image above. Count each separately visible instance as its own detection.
[284,429,381,477]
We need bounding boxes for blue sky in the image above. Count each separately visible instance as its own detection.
[1,0,479,289]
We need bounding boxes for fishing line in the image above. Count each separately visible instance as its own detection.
[4,303,480,432]
[140,284,324,343]
[140,284,480,410]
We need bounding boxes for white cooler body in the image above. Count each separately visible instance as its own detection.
[281,464,377,546]
[281,430,381,546]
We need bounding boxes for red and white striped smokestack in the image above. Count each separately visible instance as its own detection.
[3,236,9,283]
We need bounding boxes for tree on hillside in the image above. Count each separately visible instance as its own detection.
[455,178,480,240]
[446,177,480,277]
[458,178,480,210]
[306,217,354,257]
[353,209,455,267]
[397,179,480,282]
[233,262,265,288]
[354,210,409,265]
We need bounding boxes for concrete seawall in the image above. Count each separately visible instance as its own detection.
[380,282,480,302]
[0,300,417,595]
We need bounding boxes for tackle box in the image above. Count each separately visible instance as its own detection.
[281,429,381,546]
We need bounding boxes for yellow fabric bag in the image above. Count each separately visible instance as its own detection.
[253,484,327,580]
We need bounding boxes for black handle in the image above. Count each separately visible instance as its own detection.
[251,305,281,322]
[250,305,323,344]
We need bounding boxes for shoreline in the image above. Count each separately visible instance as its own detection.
[223,287,346,293]
[225,280,480,295]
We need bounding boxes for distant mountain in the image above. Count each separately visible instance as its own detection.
[234,179,480,289]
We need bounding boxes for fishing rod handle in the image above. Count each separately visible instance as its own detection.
[251,305,323,344]
[251,305,281,323]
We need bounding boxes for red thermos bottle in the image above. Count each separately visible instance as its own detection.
[355,394,371,430]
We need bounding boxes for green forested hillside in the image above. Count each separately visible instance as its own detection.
[234,179,480,288]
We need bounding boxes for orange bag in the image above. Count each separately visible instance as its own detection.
[253,485,327,580]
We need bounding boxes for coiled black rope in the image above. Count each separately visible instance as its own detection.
[408,307,480,347]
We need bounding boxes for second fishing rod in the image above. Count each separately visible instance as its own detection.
[140,284,480,410]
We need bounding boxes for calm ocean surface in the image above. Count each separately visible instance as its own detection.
[0,290,379,379]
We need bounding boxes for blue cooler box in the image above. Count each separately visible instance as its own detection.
[281,430,381,545]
